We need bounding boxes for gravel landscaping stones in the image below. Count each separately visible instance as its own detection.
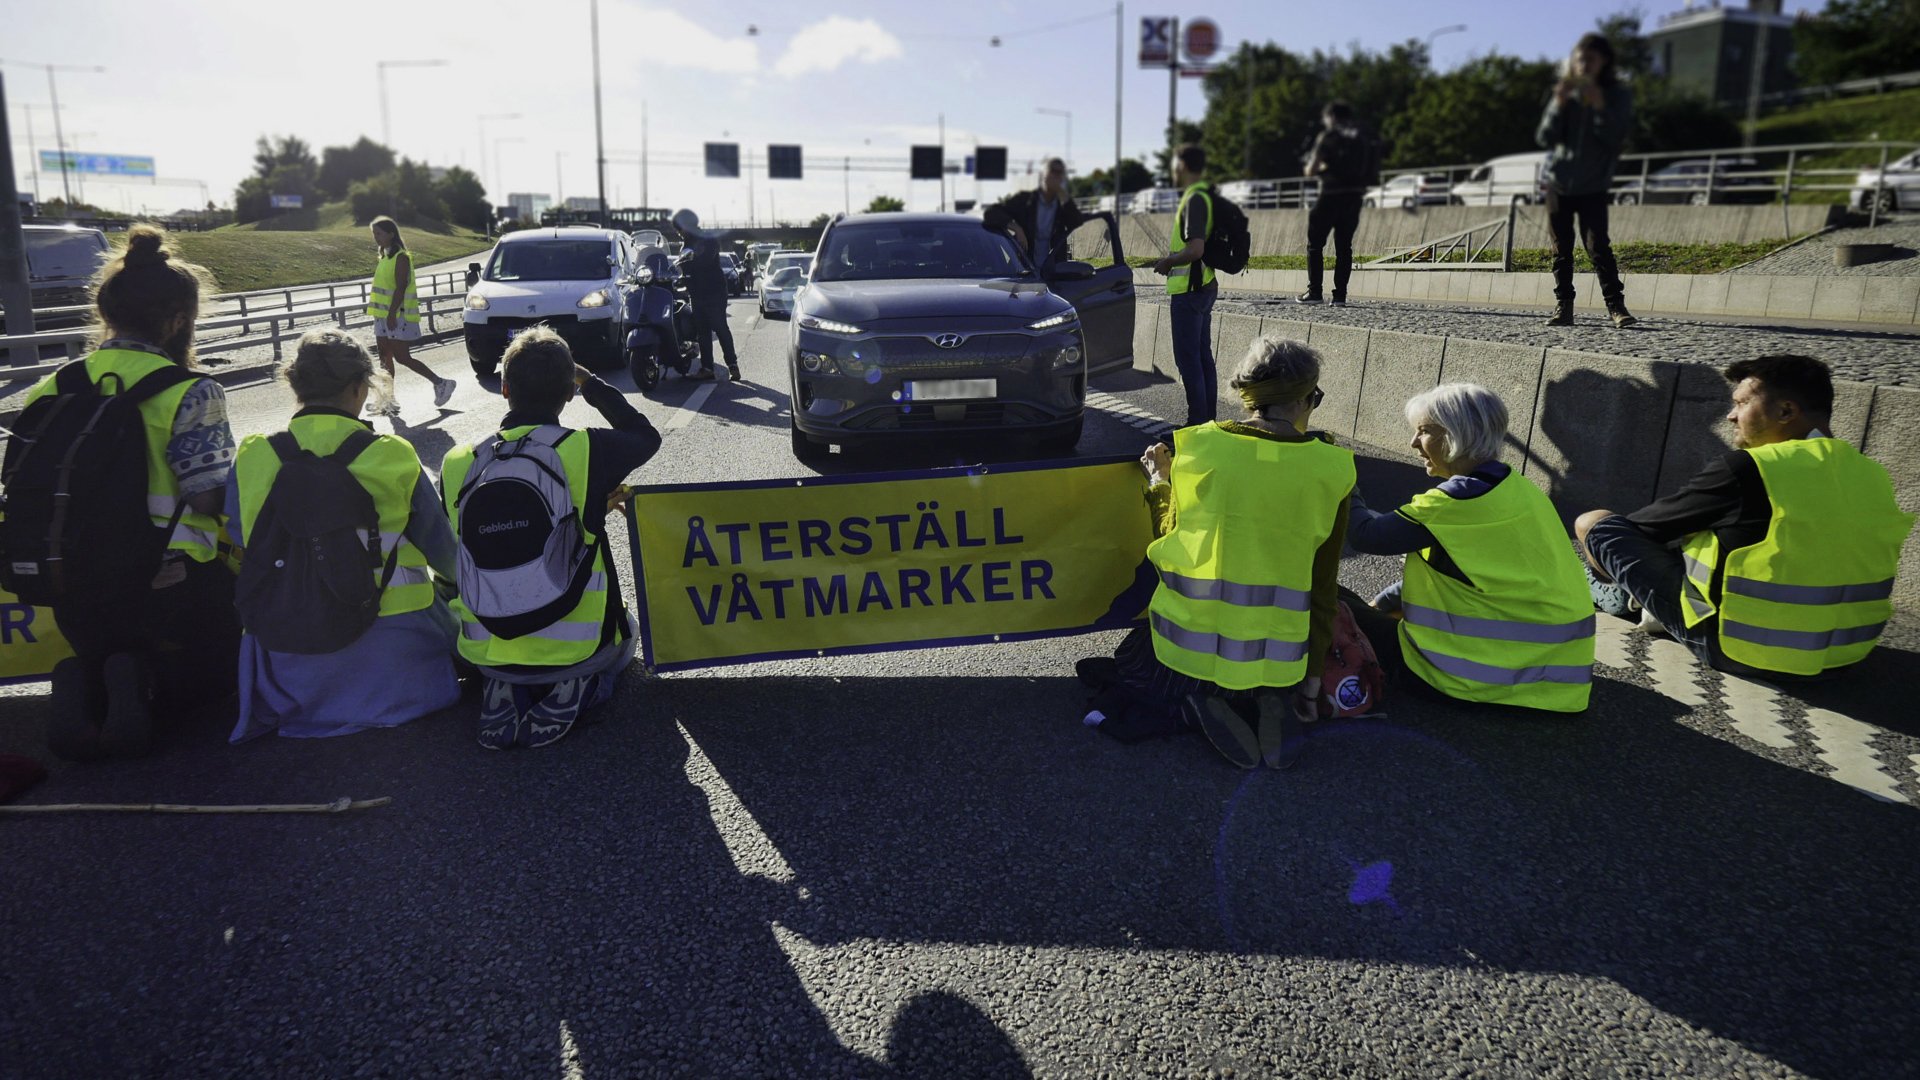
[1730,216,1920,277]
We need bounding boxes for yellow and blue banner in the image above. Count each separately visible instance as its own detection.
[628,457,1157,671]
[0,588,72,686]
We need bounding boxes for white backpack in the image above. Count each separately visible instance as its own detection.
[453,426,597,639]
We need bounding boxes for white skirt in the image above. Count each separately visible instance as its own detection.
[373,317,422,342]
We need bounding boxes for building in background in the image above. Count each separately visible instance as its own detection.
[507,192,553,222]
[563,196,604,213]
[1648,0,1796,109]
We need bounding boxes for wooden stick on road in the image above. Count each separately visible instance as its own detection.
[0,796,393,815]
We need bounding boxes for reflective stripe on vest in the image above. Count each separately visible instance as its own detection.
[1146,424,1353,690]
[232,412,434,618]
[1166,184,1215,296]
[1677,438,1913,676]
[441,424,609,667]
[1397,470,1595,712]
[368,251,421,324]
[23,346,223,563]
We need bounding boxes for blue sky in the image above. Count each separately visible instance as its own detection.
[4,0,1824,219]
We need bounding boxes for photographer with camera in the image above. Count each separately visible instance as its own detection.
[1536,32,1637,329]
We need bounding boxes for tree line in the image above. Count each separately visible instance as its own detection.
[234,136,491,230]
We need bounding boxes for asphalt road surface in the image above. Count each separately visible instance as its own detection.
[4,300,1917,1079]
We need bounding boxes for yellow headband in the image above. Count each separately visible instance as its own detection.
[1237,375,1317,412]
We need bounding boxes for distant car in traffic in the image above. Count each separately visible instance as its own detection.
[757,251,811,314]
[462,226,639,376]
[1613,158,1772,206]
[1219,178,1285,210]
[719,252,746,296]
[786,212,1135,461]
[759,264,807,319]
[1448,153,1547,206]
[1127,187,1180,214]
[19,224,110,312]
[1364,173,1451,209]
[1852,149,1919,214]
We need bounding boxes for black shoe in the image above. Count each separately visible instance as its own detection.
[687,367,717,381]
[1296,291,1324,305]
[1196,694,1260,769]
[1075,656,1121,691]
[727,362,743,382]
[1329,296,1347,308]
[1608,306,1638,328]
[46,658,105,761]
[1544,301,1575,327]
[99,653,154,758]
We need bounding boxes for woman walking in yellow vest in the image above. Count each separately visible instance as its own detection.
[368,216,456,418]
[15,227,242,759]
[225,329,461,740]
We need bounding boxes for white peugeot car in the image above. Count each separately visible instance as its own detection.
[463,227,639,377]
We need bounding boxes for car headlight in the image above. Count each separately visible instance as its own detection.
[1044,344,1083,369]
[577,289,609,309]
[465,292,490,311]
[798,351,843,375]
[1028,311,1077,331]
[798,315,863,335]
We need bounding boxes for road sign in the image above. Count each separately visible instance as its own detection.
[1180,67,1213,78]
[704,142,740,179]
[768,144,802,180]
[1138,16,1172,67]
[974,146,1008,182]
[38,152,155,178]
[910,145,944,181]
[1183,17,1220,63]
[270,194,303,209]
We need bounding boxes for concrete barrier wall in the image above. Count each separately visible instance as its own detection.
[1125,267,1920,326]
[1084,203,1843,262]
[1133,309,1920,607]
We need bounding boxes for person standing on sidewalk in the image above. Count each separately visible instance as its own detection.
[1298,102,1372,308]
[368,217,457,417]
[984,158,1088,278]
[1535,33,1637,328]
[1151,144,1218,430]
[671,209,741,382]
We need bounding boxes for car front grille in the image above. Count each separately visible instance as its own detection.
[852,334,1032,372]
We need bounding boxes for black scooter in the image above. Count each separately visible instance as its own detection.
[623,253,700,392]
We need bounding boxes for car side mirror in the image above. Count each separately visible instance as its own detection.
[1050,261,1097,282]
[465,264,481,288]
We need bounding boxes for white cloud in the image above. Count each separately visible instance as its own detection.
[625,8,762,76]
[772,16,904,78]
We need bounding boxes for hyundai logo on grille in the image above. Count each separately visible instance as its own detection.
[932,333,965,349]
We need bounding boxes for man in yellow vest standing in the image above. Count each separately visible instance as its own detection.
[1149,144,1218,436]
[1575,355,1912,679]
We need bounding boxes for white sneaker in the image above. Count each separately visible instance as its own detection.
[1630,607,1670,636]
[432,377,457,407]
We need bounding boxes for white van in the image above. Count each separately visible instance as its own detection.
[22,224,111,311]
[462,227,638,377]
[1449,153,1548,206]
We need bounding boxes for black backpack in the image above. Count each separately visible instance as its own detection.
[1200,185,1252,276]
[1320,127,1384,191]
[233,430,399,654]
[0,360,196,607]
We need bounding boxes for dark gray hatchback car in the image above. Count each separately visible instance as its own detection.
[787,212,1135,461]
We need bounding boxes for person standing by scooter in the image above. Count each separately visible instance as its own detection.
[670,209,741,382]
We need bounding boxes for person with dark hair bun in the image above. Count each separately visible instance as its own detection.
[1536,32,1636,328]
[17,225,241,759]
[224,328,460,740]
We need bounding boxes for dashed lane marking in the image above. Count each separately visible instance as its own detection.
[1086,390,1173,437]
[663,381,716,433]
[560,1019,586,1080]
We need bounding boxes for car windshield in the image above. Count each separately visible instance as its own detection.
[814,221,1031,282]
[486,240,611,282]
[24,230,107,279]
[767,255,808,276]
[769,266,805,287]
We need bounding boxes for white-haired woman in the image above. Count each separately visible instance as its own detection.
[1345,382,1595,712]
[224,328,461,740]
[1079,336,1354,768]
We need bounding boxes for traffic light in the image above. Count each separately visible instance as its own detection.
[974,146,1007,182]
[910,145,944,180]
[768,144,803,180]
[704,142,740,178]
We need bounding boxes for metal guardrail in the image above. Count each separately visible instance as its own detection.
[1359,204,1518,271]
[0,290,472,380]
[15,270,472,331]
[1729,69,1920,111]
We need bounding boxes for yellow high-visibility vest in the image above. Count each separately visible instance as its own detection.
[1147,423,1353,689]
[22,345,223,563]
[368,250,420,325]
[233,411,435,619]
[1680,437,1912,675]
[1166,183,1215,296]
[1398,473,1595,712]
[441,425,610,668]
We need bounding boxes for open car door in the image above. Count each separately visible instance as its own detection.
[1045,212,1135,374]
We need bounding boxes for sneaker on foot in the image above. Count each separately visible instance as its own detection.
[727,362,743,382]
[1329,295,1347,308]
[1631,606,1670,637]
[477,679,523,751]
[522,676,590,748]
[432,376,457,407]
[99,653,154,758]
[1074,656,1121,691]
[1296,291,1324,306]
[1196,694,1261,769]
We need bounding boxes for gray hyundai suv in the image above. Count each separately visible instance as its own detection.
[787,212,1135,461]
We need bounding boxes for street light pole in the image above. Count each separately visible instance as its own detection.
[591,0,609,225]
[476,112,521,199]
[1422,24,1468,67]
[9,102,52,202]
[375,59,449,147]
[1036,107,1072,170]
[1115,1,1123,203]
[494,136,525,205]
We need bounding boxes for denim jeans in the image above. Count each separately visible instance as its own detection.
[1167,284,1218,428]
[1583,515,1725,667]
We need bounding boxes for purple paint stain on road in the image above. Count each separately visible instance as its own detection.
[1348,860,1396,906]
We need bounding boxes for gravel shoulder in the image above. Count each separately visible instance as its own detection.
[1730,214,1920,277]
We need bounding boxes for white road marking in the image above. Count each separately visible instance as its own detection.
[676,721,794,883]
[1720,675,1796,750]
[1593,615,1634,670]
[1806,708,1909,803]
[1644,636,1710,708]
[560,1019,585,1080]
[663,382,717,433]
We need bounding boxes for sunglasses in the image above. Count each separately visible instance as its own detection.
[1307,386,1326,408]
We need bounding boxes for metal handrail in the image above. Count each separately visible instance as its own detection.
[10,269,473,328]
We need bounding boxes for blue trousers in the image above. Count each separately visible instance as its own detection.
[1167,285,1218,428]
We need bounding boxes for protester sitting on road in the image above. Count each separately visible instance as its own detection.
[1575,355,1913,680]
[9,225,240,759]
[982,157,1088,278]
[1077,337,1353,769]
[367,216,457,417]
[1345,383,1595,713]
[225,329,460,741]
[1535,32,1637,329]
[442,326,662,749]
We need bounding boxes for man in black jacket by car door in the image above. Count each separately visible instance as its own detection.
[983,158,1087,277]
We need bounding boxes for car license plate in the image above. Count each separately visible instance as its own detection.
[907,379,995,401]
[505,326,526,341]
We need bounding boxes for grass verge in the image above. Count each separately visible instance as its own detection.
[1110,239,1796,276]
